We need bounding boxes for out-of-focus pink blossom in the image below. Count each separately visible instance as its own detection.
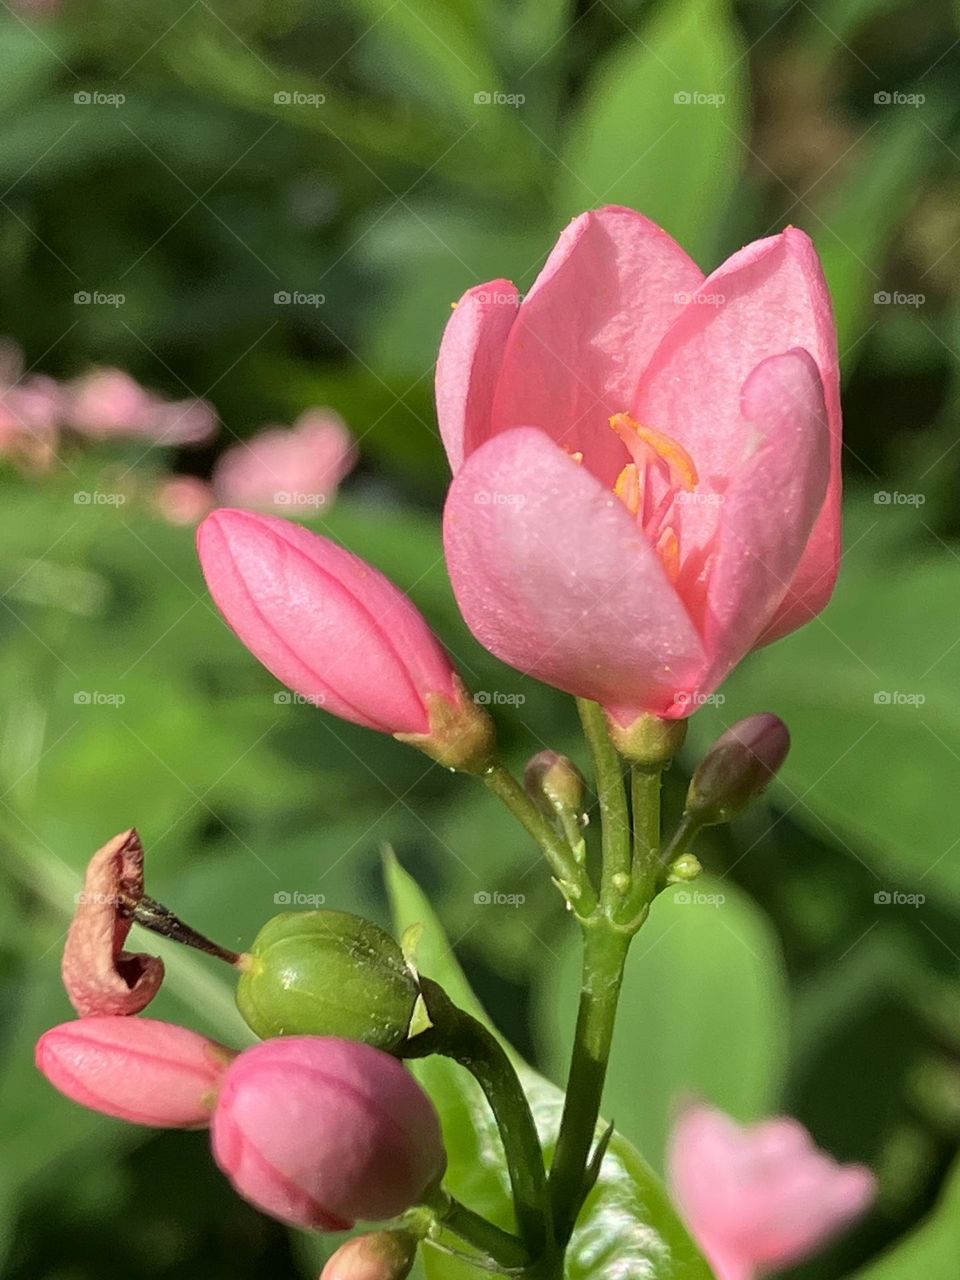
[36,1016,235,1128]
[65,368,217,446]
[667,1103,876,1280]
[212,409,357,513]
[156,475,214,526]
[0,340,60,469]
[211,1036,445,1231]
[321,1232,418,1280]
[439,207,840,726]
[61,828,164,1016]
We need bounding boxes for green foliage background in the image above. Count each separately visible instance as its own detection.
[1,0,960,1276]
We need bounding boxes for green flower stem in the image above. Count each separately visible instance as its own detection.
[625,765,663,920]
[406,978,551,1257]
[547,917,631,1244]
[576,700,631,911]
[423,1190,531,1271]
[484,763,596,915]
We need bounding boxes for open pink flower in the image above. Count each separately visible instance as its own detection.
[439,207,840,724]
[36,1016,234,1128]
[668,1103,875,1280]
[61,828,164,1016]
[213,409,357,513]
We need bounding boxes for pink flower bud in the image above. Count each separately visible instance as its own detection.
[197,509,494,769]
[155,475,214,526]
[668,1103,876,1280]
[320,1231,417,1280]
[62,828,164,1016]
[36,1016,236,1128]
[65,368,217,445]
[211,1037,446,1231]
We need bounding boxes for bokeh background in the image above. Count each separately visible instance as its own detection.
[1,0,960,1276]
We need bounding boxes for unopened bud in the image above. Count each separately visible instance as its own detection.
[321,1231,417,1280]
[524,751,585,817]
[686,714,790,824]
[237,910,420,1051]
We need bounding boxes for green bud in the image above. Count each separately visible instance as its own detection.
[237,910,420,1051]
[524,750,585,817]
[686,713,790,824]
[604,711,687,768]
[394,677,496,774]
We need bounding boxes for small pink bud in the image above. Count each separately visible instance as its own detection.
[62,828,164,1016]
[36,1016,235,1128]
[211,1036,446,1231]
[197,510,494,770]
[668,1103,876,1280]
[212,409,357,513]
[155,475,215,526]
[320,1231,417,1280]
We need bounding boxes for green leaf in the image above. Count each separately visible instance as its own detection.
[537,876,788,1172]
[845,1153,960,1278]
[555,0,747,266]
[384,852,715,1279]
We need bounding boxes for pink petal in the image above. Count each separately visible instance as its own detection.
[61,829,164,1017]
[435,280,520,472]
[489,206,704,486]
[635,227,840,608]
[443,427,705,713]
[691,350,830,699]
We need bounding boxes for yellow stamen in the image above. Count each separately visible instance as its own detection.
[568,450,584,466]
[609,413,698,491]
[655,527,681,583]
[613,463,641,517]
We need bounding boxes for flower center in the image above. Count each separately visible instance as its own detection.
[607,413,698,583]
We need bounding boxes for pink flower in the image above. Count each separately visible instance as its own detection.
[211,1037,445,1231]
[61,829,164,1017]
[321,1232,417,1280]
[213,409,357,513]
[439,207,840,724]
[155,474,214,526]
[35,1016,235,1128]
[65,368,217,446]
[0,340,61,469]
[197,509,492,767]
[667,1103,876,1280]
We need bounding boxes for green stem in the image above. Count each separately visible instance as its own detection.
[547,919,630,1244]
[576,700,631,911]
[407,979,551,1256]
[425,1191,530,1270]
[627,766,663,918]
[484,763,595,915]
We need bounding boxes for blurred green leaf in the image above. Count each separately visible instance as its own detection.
[385,852,715,1280]
[846,1152,960,1278]
[555,0,747,265]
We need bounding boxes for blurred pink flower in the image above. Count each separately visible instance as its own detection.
[211,1036,445,1230]
[0,340,60,469]
[156,474,214,526]
[65,368,217,445]
[212,409,357,513]
[668,1103,876,1280]
[61,828,164,1017]
[439,206,840,726]
[36,1016,235,1128]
